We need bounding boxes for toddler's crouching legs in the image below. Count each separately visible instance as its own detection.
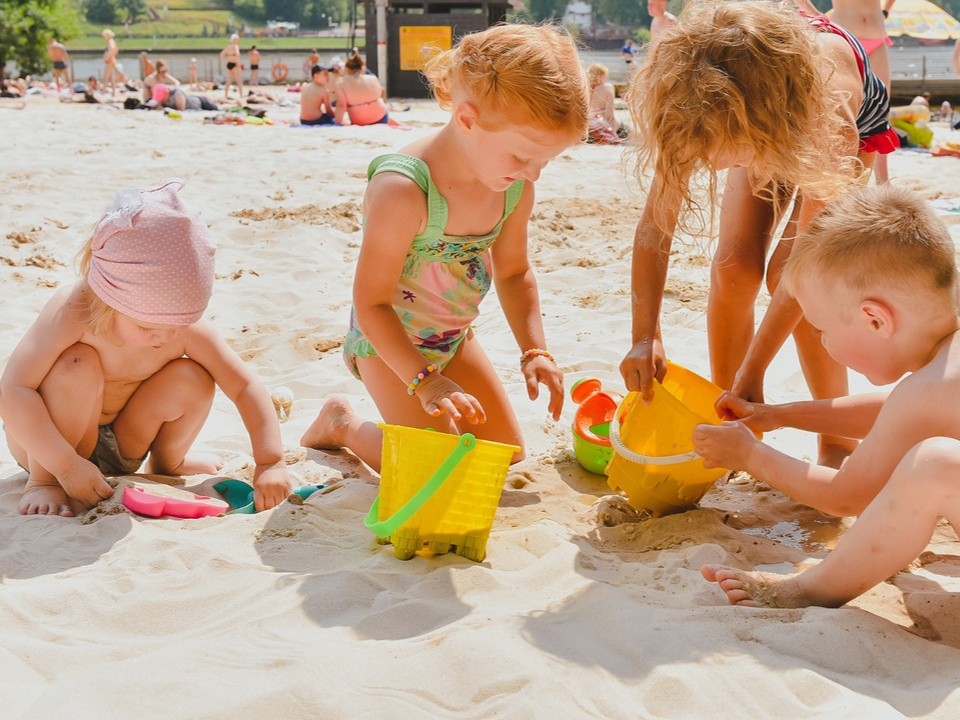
[111,358,220,477]
[15,343,104,516]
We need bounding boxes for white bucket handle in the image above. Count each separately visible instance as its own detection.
[608,397,702,466]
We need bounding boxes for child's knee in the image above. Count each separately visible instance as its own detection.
[900,438,960,488]
[44,343,104,390]
[163,358,215,397]
[710,256,764,293]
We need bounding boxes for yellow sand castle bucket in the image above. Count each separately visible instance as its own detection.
[605,361,727,517]
[364,424,519,562]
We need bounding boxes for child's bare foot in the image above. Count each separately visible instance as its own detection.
[19,481,74,517]
[700,564,811,608]
[300,395,354,450]
[148,454,223,476]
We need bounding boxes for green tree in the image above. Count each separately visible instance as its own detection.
[84,0,117,24]
[527,0,567,22]
[116,0,147,24]
[263,0,302,22]
[595,0,646,27]
[0,0,79,75]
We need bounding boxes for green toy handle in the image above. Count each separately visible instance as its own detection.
[364,433,477,538]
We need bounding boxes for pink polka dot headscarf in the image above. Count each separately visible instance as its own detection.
[87,178,216,325]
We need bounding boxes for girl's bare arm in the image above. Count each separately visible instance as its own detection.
[491,183,563,419]
[622,177,675,399]
[181,321,290,509]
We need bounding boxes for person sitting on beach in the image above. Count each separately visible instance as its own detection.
[83,76,101,103]
[620,0,898,468]
[301,23,588,469]
[300,65,335,125]
[138,51,155,81]
[0,77,25,98]
[326,56,343,96]
[147,83,218,112]
[695,185,960,609]
[586,63,625,144]
[47,38,71,92]
[142,59,180,103]
[333,50,388,126]
[220,33,244,100]
[0,179,292,517]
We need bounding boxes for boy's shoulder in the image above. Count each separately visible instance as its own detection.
[888,329,960,409]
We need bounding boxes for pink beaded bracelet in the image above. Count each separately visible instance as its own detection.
[520,348,555,368]
[406,364,438,395]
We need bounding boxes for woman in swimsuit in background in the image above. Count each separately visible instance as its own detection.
[334,49,388,126]
[101,29,119,98]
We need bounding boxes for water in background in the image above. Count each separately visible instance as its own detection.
[23,41,960,90]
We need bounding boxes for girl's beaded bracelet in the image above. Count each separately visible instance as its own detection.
[520,348,555,368]
[406,364,438,395]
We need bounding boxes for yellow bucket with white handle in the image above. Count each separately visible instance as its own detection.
[605,362,728,516]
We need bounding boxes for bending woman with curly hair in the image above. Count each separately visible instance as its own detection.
[620,0,898,467]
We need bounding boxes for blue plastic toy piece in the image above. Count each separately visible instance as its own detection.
[213,478,326,514]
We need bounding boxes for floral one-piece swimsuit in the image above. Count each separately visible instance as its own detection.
[342,153,525,380]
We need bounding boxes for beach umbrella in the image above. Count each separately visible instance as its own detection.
[885,0,960,40]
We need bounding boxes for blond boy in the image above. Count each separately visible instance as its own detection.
[693,185,960,607]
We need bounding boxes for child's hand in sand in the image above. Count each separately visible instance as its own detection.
[714,391,779,432]
[59,455,115,507]
[415,373,485,424]
[253,460,293,511]
[692,421,760,470]
[522,355,564,421]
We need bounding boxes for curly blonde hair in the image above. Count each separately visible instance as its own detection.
[627,0,860,235]
[423,23,588,136]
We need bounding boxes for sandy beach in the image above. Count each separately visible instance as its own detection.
[2,92,960,718]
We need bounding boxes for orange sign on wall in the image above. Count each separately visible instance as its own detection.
[399,26,453,71]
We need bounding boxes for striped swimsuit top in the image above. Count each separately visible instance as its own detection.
[805,13,892,142]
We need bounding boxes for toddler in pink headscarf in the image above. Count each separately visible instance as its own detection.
[0,179,291,516]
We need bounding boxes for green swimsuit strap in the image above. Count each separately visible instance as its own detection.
[368,154,447,242]
[367,153,526,242]
[502,178,525,221]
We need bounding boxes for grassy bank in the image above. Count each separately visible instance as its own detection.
[67,0,358,52]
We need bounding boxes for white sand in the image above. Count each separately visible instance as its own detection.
[2,93,960,718]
